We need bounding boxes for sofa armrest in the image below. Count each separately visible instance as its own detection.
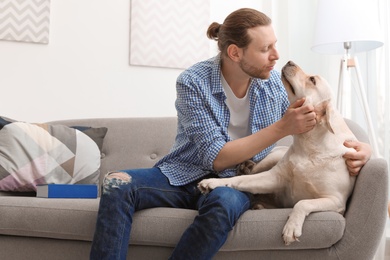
[334,158,388,259]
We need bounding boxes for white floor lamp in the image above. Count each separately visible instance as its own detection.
[312,0,384,158]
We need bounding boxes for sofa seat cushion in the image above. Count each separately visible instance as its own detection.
[222,209,345,250]
[0,196,99,241]
[131,208,345,251]
[0,196,345,251]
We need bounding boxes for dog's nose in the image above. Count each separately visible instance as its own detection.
[286,61,296,67]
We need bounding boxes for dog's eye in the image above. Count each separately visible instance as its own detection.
[309,76,316,85]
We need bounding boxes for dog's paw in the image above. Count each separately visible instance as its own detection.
[251,203,265,210]
[282,221,302,245]
[237,160,256,175]
[197,178,224,194]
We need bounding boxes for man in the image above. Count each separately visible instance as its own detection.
[90,8,371,260]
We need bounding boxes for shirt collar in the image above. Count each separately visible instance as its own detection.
[211,54,225,96]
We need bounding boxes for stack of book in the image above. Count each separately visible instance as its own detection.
[36,184,98,198]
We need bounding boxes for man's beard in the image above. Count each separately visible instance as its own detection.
[239,59,270,80]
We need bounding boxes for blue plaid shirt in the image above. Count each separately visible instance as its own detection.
[155,55,289,186]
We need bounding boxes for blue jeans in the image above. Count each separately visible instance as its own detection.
[90,167,251,260]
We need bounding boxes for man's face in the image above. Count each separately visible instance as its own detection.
[239,25,279,79]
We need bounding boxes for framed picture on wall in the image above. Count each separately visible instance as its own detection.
[130,0,210,69]
[0,0,51,44]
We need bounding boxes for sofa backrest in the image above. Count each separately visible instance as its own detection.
[48,117,369,185]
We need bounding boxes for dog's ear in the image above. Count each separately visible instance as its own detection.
[315,100,335,134]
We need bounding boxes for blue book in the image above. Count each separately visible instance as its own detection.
[36,184,98,198]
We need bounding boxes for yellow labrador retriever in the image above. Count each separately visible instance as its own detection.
[198,61,357,245]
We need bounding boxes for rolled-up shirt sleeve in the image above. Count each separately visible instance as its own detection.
[175,76,227,171]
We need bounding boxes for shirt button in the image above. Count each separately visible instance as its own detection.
[150,153,157,160]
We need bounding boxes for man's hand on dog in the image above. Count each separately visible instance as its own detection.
[280,98,317,135]
[343,140,372,176]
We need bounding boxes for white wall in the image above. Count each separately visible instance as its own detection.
[0,0,335,122]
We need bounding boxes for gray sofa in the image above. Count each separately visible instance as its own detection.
[0,117,387,260]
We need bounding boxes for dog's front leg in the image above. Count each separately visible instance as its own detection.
[282,197,345,245]
[251,146,288,173]
[197,170,282,194]
[197,177,234,193]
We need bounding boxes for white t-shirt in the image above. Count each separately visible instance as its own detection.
[221,73,251,140]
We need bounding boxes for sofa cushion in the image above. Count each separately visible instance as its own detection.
[0,196,346,251]
[0,116,107,153]
[70,126,107,154]
[0,120,103,192]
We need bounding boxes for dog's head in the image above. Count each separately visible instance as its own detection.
[281,61,335,133]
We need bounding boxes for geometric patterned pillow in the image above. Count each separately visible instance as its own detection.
[0,122,101,192]
[0,117,107,153]
[70,126,107,154]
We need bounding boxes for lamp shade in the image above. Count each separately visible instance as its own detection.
[312,0,384,55]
